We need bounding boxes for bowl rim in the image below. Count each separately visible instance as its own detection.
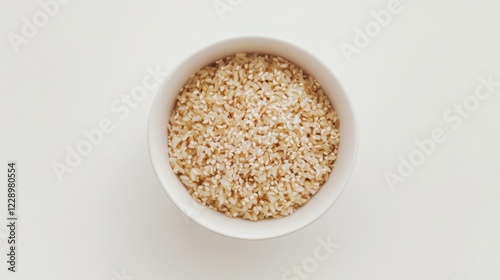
[147,35,359,240]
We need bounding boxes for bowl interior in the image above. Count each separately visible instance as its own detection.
[148,37,358,239]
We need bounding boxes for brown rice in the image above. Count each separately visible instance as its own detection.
[167,53,340,221]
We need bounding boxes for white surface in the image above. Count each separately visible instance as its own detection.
[0,0,499,279]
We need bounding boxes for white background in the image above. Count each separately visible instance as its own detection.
[1,0,500,279]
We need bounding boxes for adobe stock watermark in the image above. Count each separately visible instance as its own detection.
[340,0,406,62]
[385,74,500,191]
[179,199,205,225]
[7,0,71,53]
[213,0,244,21]
[110,268,134,280]
[51,63,169,182]
[282,235,339,280]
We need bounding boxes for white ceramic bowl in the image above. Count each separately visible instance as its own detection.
[148,36,358,240]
